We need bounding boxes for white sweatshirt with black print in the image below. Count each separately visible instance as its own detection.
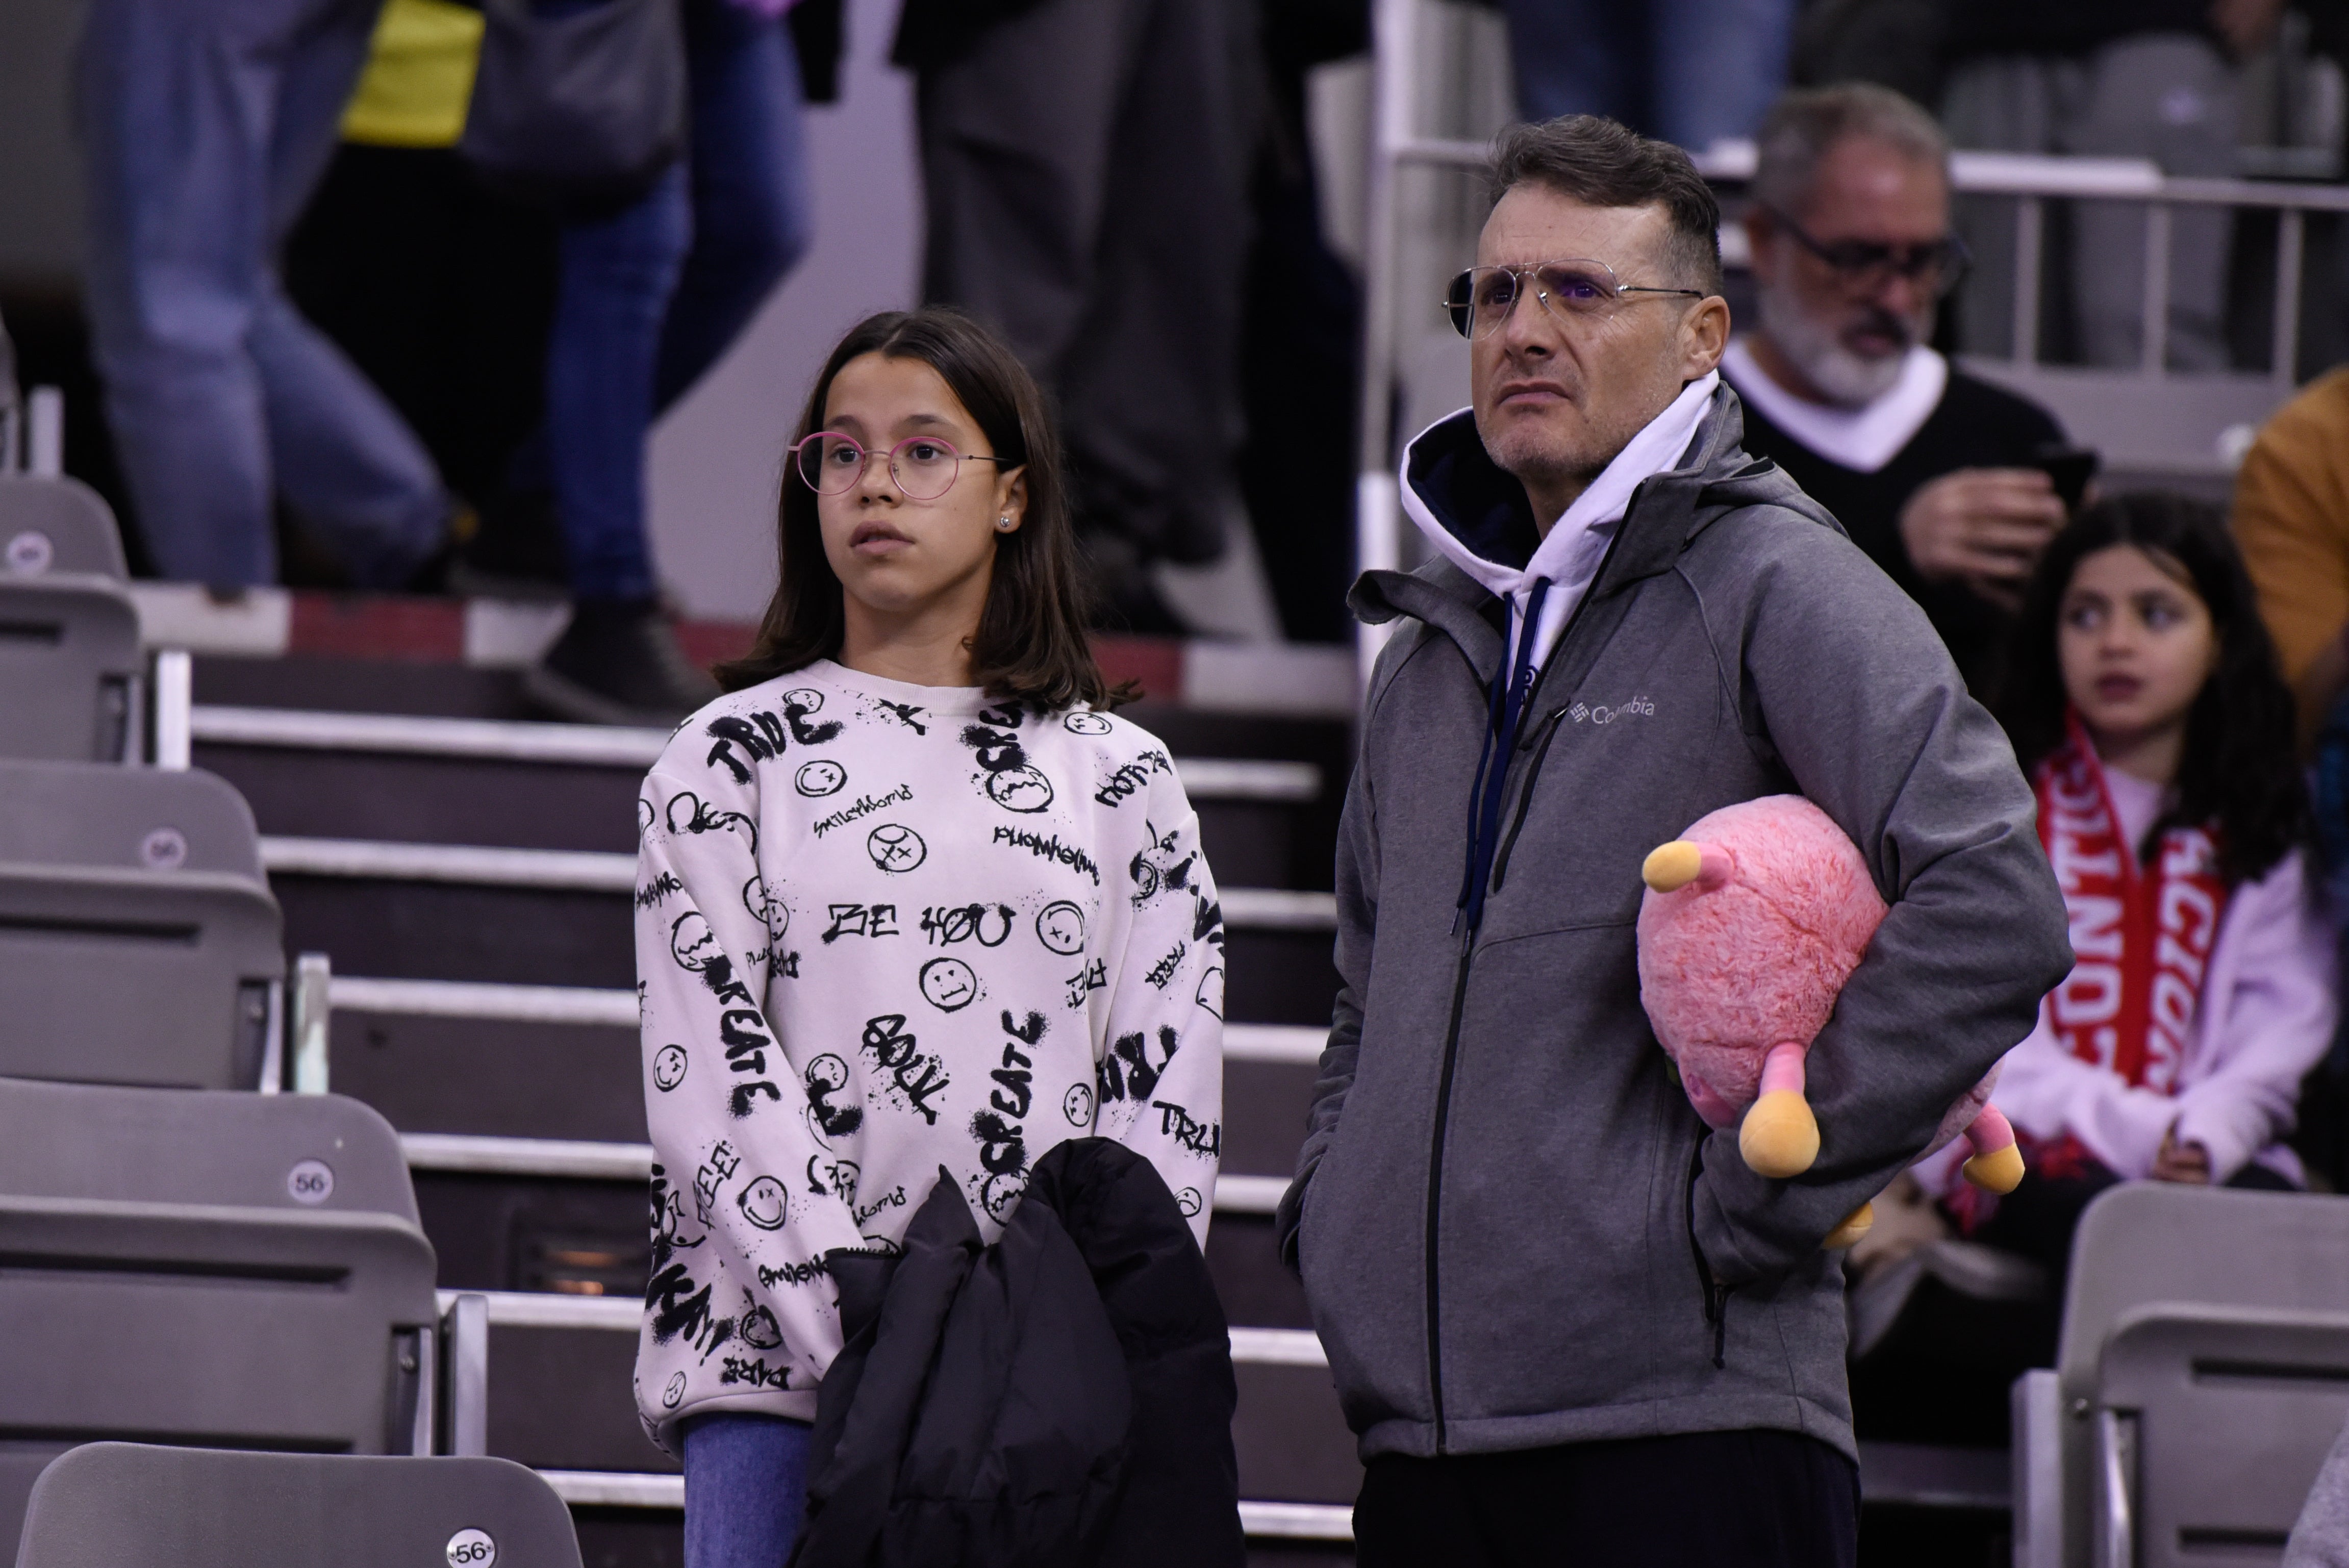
[631,660,1225,1445]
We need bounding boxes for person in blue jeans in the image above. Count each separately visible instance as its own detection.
[681,1413,812,1568]
[75,0,454,590]
[524,0,813,724]
[1501,0,1796,152]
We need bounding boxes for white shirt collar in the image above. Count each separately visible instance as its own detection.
[1720,338,1946,474]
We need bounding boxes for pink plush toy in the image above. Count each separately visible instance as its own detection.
[1636,795,2024,1248]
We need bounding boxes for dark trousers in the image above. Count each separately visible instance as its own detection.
[915,0,1254,567]
[1354,1429,1858,1568]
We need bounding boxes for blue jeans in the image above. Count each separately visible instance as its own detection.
[681,1412,813,1568]
[543,0,812,602]
[75,0,451,589]
[1500,0,1796,150]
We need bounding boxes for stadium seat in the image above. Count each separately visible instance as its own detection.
[0,473,143,763]
[15,1444,582,1568]
[0,1191,442,1546]
[0,758,283,1088]
[0,1076,416,1221]
[2012,1184,2349,1567]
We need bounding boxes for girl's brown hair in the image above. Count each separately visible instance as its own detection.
[1993,490,2307,887]
[715,308,1118,710]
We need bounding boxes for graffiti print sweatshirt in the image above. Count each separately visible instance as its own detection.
[631,661,1225,1446]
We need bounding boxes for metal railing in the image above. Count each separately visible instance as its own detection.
[256,835,1340,931]
[450,1290,1354,1538]
[399,1132,1290,1214]
[188,705,1324,803]
[1351,0,2349,685]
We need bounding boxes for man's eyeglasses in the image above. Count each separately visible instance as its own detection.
[1444,259,1707,341]
[789,432,1007,501]
[1759,206,1971,298]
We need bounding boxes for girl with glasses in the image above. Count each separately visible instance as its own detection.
[627,307,1228,1566]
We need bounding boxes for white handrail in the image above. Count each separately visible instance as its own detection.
[531,1471,1354,1538]
[328,973,1328,1062]
[260,836,1339,928]
[191,705,1322,801]
[441,1288,1328,1370]
[402,1132,1297,1216]
[1353,11,2349,692]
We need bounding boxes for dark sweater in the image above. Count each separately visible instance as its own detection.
[1734,367,2065,692]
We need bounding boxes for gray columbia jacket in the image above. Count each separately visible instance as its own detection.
[1275,386,2072,1463]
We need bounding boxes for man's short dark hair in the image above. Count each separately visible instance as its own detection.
[1489,115,1723,296]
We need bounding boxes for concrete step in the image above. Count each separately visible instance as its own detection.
[442,1289,1359,1530]
[162,604,1359,723]
[325,980,1321,1173]
[266,847,1343,1023]
[194,705,1336,890]
[407,1158,1307,1337]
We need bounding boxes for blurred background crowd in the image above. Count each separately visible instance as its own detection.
[11,0,2349,1476]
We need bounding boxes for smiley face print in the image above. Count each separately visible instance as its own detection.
[918,957,980,1013]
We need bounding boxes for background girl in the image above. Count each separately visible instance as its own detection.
[629,308,1227,1567]
[1943,492,2333,1279]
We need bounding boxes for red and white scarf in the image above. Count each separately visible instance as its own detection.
[2031,712,2228,1096]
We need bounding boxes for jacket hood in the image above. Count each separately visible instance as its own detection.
[1398,372,1720,598]
[1358,384,1837,685]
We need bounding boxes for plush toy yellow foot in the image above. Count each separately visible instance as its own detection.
[1962,1142,2025,1194]
[1739,1090,1820,1178]
[1822,1202,1874,1249]
[1643,839,1736,895]
[1642,841,1704,892]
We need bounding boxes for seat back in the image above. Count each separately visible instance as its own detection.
[0,1202,440,1549]
[0,475,130,578]
[0,866,283,1086]
[0,760,264,878]
[15,1445,583,1568]
[2040,1186,2349,1565]
[0,475,141,763]
[2058,1187,2349,1393]
[0,761,282,1088]
[0,1078,418,1222]
[2097,1305,2349,1566]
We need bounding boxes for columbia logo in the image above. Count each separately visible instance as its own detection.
[1570,696,1655,725]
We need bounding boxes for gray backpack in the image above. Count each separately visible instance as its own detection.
[460,0,686,214]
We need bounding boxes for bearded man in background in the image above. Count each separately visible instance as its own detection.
[1723,83,2071,689]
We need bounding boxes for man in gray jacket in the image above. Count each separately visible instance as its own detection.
[1275,116,2070,1564]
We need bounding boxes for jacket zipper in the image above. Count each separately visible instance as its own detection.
[1419,524,1634,1451]
[1421,931,1478,1453]
[1486,705,1570,897]
[1481,523,1631,902]
[1685,1140,1732,1369]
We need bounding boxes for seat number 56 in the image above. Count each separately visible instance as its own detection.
[446,1529,496,1567]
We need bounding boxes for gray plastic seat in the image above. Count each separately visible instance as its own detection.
[0,1197,441,1550]
[0,1077,417,1222]
[16,1445,582,1568]
[0,760,281,1088]
[0,474,142,763]
[2012,1184,2349,1566]
[0,758,263,879]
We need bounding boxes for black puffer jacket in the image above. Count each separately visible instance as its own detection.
[791,1140,1243,1568]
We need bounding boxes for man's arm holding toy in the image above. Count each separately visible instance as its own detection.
[1691,535,2073,1285]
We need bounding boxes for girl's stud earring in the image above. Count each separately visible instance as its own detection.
[997,516,1014,531]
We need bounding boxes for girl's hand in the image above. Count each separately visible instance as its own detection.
[2152,1128,2213,1185]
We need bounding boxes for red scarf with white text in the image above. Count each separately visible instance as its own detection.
[2031,712,2228,1096]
